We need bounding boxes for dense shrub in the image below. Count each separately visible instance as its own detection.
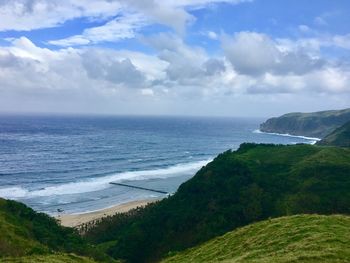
[85,144,350,263]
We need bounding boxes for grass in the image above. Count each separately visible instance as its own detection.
[0,198,114,262]
[0,199,48,257]
[318,121,350,147]
[85,143,350,262]
[260,108,350,138]
[162,214,350,263]
[1,253,98,263]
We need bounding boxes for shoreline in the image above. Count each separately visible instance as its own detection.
[253,129,321,143]
[56,198,160,228]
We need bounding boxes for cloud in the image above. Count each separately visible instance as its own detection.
[81,49,146,87]
[143,33,228,88]
[0,0,122,31]
[203,58,226,75]
[314,16,327,26]
[0,37,152,97]
[118,0,194,33]
[222,32,324,76]
[298,25,311,33]
[0,34,349,116]
[246,66,350,95]
[49,14,147,47]
[207,31,218,40]
[0,0,252,33]
[141,88,154,96]
[277,33,350,54]
[107,0,252,33]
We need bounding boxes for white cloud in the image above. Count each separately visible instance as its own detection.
[118,0,194,33]
[0,0,122,31]
[141,88,154,96]
[222,32,324,76]
[0,35,349,116]
[49,14,147,46]
[143,33,228,88]
[277,33,350,54]
[0,0,252,33]
[118,0,252,33]
[332,34,350,49]
[298,25,311,33]
[314,16,327,26]
[0,37,152,95]
[81,49,146,87]
[207,31,219,40]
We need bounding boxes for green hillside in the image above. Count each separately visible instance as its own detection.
[0,198,111,262]
[1,253,97,263]
[260,108,350,138]
[85,143,350,262]
[162,214,350,263]
[317,121,350,147]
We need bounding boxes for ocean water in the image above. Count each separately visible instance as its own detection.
[0,115,318,215]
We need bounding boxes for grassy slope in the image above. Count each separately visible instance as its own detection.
[318,121,350,147]
[85,144,350,262]
[0,198,49,257]
[0,198,111,262]
[1,253,97,263]
[163,214,350,263]
[260,108,350,138]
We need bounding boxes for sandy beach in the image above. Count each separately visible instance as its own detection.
[57,199,159,228]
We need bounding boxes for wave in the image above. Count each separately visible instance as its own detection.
[0,159,211,199]
[253,129,321,144]
[0,187,29,199]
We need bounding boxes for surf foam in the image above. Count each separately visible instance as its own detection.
[0,159,211,199]
[253,129,321,144]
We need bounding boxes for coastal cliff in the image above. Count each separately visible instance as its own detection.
[260,108,350,138]
[317,121,350,147]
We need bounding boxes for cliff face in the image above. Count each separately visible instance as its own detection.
[260,108,350,138]
[317,121,350,147]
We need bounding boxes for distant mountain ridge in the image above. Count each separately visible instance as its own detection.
[260,108,350,138]
[317,121,350,147]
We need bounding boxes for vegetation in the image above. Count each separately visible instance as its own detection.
[162,214,350,263]
[259,108,350,138]
[2,143,350,262]
[317,121,350,147]
[0,198,113,262]
[85,143,350,262]
[2,253,98,263]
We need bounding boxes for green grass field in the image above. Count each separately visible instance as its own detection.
[163,214,350,263]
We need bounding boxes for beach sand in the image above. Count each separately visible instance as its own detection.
[57,199,159,228]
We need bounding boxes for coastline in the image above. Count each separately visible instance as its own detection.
[56,198,160,228]
[253,129,321,144]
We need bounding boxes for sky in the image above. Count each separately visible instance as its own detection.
[0,0,350,117]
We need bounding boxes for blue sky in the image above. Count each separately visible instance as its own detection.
[0,0,349,116]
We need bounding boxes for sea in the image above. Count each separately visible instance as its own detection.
[0,115,319,215]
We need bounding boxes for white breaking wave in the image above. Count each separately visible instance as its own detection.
[253,129,321,144]
[0,159,211,199]
[0,187,29,199]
